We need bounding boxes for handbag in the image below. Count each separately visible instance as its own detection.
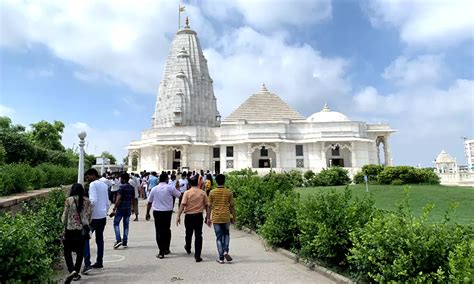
[74,198,90,240]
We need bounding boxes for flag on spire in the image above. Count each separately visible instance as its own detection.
[179,5,185,12]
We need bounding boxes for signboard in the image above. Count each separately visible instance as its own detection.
[363,175,368,182]
[96,157,110,165]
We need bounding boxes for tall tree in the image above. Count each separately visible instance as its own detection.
[0,116,37,164]
[30,120,65,151]
[100,151,116,165]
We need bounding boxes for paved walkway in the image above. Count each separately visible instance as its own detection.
[80,199,334,283]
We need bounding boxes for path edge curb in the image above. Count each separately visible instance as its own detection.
[237,226,355,284]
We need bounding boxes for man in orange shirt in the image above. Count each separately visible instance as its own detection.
[176,175,210,262]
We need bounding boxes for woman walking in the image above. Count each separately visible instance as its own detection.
[62,183,91,283]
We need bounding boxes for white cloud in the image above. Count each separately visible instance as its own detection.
[0,104,15,116]
[201,0,332,29]
[62,121,139,162]
[353,86,378,112]
[365,0,474,47]
[382,54,447,87]
[206,27,350,117]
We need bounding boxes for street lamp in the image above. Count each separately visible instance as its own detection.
[78,131,87,185]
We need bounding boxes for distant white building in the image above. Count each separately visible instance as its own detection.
[464,139,474,172]
[434,150,457,173]
[126,20,396,175]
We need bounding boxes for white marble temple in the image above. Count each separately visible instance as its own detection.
[127,23,396,175]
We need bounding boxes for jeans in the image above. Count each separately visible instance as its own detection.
[213,223,230,259]
[114,211,131,244]
[84,218,106,267]
[153,210,173,255]
[184,213,204,259]
[63,230,85,273]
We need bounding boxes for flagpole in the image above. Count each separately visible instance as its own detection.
[178,4,181,30]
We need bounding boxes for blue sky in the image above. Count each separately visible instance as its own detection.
[0,0,473,166]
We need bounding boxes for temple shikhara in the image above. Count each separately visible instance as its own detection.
[126,20,396,175]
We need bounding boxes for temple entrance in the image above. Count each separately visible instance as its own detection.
[325,143,352,167]
[376,137,386,165]
[331,158,344,167]
[214,161,220,174]
[172,150,181,170]
[252,146,276,168]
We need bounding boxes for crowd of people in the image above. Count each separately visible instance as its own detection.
[60,168,235,283]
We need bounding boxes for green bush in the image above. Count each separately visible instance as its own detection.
[303,170,317,186]
[0,163,34,195]
[0,163,76,196]
[353,164,384,184]
[0,189,66,282]
[377,166,440,185]
[298,187,376,267]
[349,192,474,282]
[0,213,52,282]
[228,172,294,230]
[259,191,300,249]
[285,170,304,187]
[313,167,351,186]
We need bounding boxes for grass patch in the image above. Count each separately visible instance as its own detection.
[298,184,474,226]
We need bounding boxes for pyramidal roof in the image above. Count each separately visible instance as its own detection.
[223,85,305,123]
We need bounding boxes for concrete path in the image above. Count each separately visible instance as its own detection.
[80,199,334,283]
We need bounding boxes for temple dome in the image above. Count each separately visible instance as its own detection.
[307,104,350,122]
[435,150,455,164]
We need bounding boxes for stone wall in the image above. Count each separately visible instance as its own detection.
[0,186,69,215]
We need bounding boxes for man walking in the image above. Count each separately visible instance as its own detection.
[176,176,210,262]
[146,173,181,259]
[177,172,188,207]
[208,174,236,264]
[83,168,109,273]
[111,172,135,249]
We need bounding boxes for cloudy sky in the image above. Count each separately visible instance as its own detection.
[0,0,473,166]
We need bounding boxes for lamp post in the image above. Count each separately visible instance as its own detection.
[78,131,87,185]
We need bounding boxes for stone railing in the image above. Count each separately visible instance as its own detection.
[0,185,69,214]
[438,172,474,187]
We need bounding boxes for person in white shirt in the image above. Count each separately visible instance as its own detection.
[82,168,109,273]
[178,172,188,207]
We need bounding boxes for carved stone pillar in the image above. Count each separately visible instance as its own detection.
[350,142,356,168]
[128,151,133,173]
[182,145,188,168]
[247,144,253,168]
[321,142,327,168]
[384,135,393,166]
[275,143,281,170]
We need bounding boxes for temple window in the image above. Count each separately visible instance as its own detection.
[226,146,234,157]
[332,145,340,156]
[260,146,268,157]
[296,145,303,156]
[213,147,220,158]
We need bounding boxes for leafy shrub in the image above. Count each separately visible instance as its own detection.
[298,187,376,267]
[0,189,65,282]
[353,164,384,184]
[285,170,304,187]
[226,167,258,177]
[303,170,316,186]
[349,191,474,282]
[0,163,76,196]
[0,163,34,195]
[228,172,294,230]
[377,166,440,185]
[259,191,300,249]
[0,213,52,282]
[415,168,440,184]
[313,167,351,186]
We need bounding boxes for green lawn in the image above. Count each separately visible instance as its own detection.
[297,184,474,226]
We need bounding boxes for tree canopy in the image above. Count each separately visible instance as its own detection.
[30,120,65,151]
[101,151,116,165]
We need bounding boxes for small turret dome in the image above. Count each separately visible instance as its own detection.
[307,104,350,122]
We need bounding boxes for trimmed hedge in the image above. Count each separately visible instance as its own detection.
[353,165,440,185]
[0,163,76,196]
[304,167,351,187]
[0,189,66,282]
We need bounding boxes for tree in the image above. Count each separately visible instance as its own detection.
[0,117,37,165]
[100,151,116,165]
[30,120,65,151]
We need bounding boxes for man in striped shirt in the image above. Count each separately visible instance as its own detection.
[208,174,236,264]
